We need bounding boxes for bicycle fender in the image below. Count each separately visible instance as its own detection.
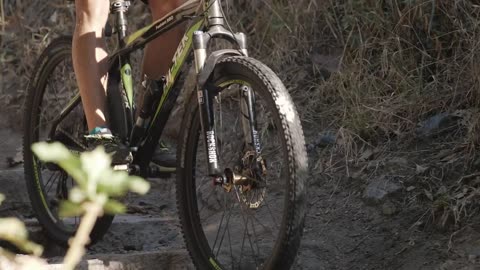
[197,49,243,88]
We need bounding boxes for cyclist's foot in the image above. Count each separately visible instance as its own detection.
[151,142,176,173]
[85,128,133,167]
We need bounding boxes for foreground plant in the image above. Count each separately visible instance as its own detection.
[31,142,150,270]
[0,194,46,269]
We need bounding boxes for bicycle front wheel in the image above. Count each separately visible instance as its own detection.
[177,56,308,270]
[23,36,113,245]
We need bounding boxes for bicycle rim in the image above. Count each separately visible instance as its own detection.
[182,81,294,269]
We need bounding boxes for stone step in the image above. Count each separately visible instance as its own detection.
[49,251,193,270]
[26,214,183,257]
[7,250,194,270]
[0,167,193,269]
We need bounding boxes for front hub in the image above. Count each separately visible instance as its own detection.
[213,151,268,209]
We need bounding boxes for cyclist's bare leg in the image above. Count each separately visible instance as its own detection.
[141,0,185,165]
[73,0,185,131]
[72,0,110,131]
[143,0,185,79]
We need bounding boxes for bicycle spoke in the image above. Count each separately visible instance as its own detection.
[44,171,61,194]
[235,188,259,268]
[261,145,281,159]
[249,213,262,265]
[227,216,235,269]
[211,193,229,252]
[198,186,218,215]
[214,195,235,258]
[263,196,280,232]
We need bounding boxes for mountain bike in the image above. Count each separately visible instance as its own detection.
[23,0,308,269]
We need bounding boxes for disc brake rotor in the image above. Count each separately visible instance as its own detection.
[222,150,268,209]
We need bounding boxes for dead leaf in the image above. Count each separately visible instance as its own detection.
[424,189,433,201]
[415,164,428,175]
[359,149,374,161]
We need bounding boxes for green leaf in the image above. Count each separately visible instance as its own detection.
[69,187,86,204]
[59,201,84,217]
[11,239,44,257]
[32,142,87,187]
[96,170,132,197]
[58,158,87,188]
[0,194,5,205]
[32,142,73,162]
[81,146,112,183]
[0,218,43,256]
[128,176,150,195]
[0,218,28,239]
[103,199,126,214]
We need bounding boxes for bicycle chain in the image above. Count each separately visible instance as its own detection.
[57,127,88,151]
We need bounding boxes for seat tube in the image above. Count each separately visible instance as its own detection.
[111,0,130,47]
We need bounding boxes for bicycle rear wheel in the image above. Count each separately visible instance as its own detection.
[23,36,113,245]
[177,56,308,270]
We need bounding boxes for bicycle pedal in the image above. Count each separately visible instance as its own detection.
[113,164,129,171]
[147,163,175,178]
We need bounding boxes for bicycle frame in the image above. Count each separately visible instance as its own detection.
[51,0,255,177]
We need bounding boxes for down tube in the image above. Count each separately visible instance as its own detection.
[135,19,204,170]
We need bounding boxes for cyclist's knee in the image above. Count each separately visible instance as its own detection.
[74,0,109,31]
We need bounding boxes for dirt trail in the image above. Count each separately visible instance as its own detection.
[0,124,479,269]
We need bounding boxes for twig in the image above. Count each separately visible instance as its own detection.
[258,0,292,33]
[346,235,369,253]
[0,0,4,32]
[63,202,104,270]
[457,172,480,184]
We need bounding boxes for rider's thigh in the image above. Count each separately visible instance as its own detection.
[74,0,109,28]
[149,0,184,19]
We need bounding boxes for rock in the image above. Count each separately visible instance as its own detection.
[387,157,409,167]
[123,244,143,251]
[6,152,23,168]
[359,149,374,161]
[424,189,434,201]
[415,112,463,137]
[311,52,341,80]
[47,250,193,270]
[367,160,381,170]
[437,186,448,195]
[473,157,480,169]
[406,186,416,192]
[382,201,397,216]
[307,131,336,151]
[351,170,365,180]
[363,176,402,205]
[415,164,428,174]
[439,260,459,270]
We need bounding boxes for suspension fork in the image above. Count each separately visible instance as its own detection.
[240,85,262,155]
[193,31,221,176]
[192,35,261,177]
[192,0,253,177]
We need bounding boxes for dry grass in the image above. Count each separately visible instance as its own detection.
[230,0,480,228]
[1,1,75,128]
[2,1,479,133]
[2,0,480,226]
[237,1,479,138]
